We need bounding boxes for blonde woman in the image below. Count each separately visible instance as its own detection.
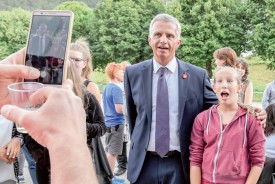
[69,38,101,104]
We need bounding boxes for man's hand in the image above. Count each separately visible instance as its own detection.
[255,107,267,127]
[0,48,40,112]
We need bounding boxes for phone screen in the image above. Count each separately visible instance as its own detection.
[25,12,72,85]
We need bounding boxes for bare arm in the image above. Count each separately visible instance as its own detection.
[87,82,102,104]
[115,104,123,114]
[50,139,97,184]
[244,82,253,105]
[245,166,262,184]
[190,166,202,184]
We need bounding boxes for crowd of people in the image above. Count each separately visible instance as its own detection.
[0,13,274,184]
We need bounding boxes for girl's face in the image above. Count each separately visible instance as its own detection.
[69,50,86,75]
[236,64,245,77]
[213,69,242,106]
[215,58,226,67]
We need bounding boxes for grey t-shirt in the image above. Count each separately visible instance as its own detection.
[265,134,275,158]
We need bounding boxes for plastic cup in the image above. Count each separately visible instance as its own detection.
[8,82,44,133]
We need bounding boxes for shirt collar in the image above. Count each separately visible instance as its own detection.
[153,57,177,74]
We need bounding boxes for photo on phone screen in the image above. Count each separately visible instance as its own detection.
[25,11,73,85]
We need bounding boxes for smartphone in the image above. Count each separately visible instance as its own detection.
[24,10,74,86]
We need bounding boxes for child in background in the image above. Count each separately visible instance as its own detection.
[190,67,265,184]
[236,58,253,105]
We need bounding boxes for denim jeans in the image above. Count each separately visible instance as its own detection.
[23,145,38,184]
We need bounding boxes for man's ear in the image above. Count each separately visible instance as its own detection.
[148,36,152,46]
[176,39,182,49]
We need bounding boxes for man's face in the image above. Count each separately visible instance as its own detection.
[148,21,181,65]
[39,25,47,36]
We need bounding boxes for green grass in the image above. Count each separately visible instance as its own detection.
[247,58,275,102]
[90,57,275,102]
[91,69,109,93]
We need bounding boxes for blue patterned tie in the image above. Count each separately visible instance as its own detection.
[155,67,169,157]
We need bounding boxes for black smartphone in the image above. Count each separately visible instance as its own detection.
[24,10,74,86]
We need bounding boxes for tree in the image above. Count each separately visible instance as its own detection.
[90,0,140,68]
[251,0,275,70]
[178,0,249,76]
[54,1,94,41]
[0,8,31,59]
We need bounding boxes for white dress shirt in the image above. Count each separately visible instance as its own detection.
[147,57,180,152]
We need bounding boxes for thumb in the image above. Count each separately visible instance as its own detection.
[1,105,29,127]
[1,65,40,79]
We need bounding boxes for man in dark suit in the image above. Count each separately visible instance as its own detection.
[29,23,52,58]
[124,13,218,184]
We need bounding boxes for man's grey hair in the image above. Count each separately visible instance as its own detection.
[149,13,181,38]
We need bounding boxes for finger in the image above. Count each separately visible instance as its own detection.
[8,147,15,159]
[29,86,55,105]
[0,65,40,79]
[11,149,17,159]
[62,79,73,90]
[1,105,30,128]
[6,146,11,157]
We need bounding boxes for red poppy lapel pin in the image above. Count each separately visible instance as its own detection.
[182,73,187,79]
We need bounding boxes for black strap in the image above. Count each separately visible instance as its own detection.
[83,79,91,87]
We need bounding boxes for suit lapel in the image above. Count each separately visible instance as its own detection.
[178,59,189,123]
[142,60,153,124]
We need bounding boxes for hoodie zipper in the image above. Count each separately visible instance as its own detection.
[212,113,239,183]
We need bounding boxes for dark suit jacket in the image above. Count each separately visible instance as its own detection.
[28,35,52,57]
[124,58,218,183]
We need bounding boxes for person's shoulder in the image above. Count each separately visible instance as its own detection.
[87,81,99,90]
[266,81,275,87]
[178,59,206,73]
[126,59,152,70]
[238,106,260,125]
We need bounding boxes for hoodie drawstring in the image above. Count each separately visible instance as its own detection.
[243,113,248,147]
[206,106,214,135]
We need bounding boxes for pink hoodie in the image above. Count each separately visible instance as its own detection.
[190,105,265,184]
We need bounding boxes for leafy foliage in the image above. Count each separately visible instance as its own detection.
[250,0,275,70]
[54,1,94,41]
[178,0,250,77]
[91,0,166,68]
[0,0,100,11]
[0,8,31,58]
